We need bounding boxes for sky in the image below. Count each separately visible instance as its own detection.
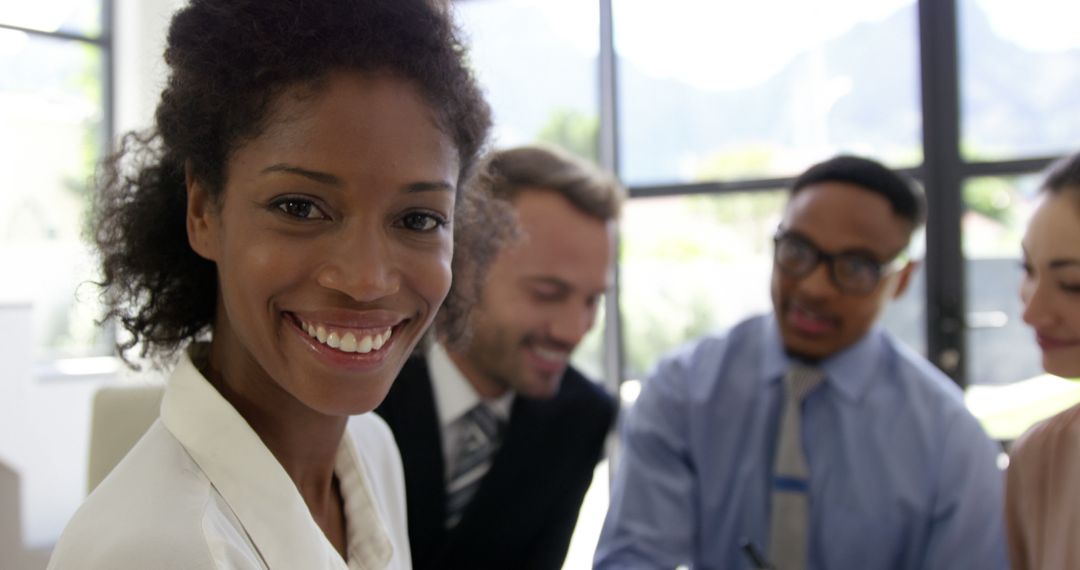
[977,0,1080,52]
[503,0,1080,91]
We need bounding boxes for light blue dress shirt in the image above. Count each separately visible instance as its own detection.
[595,315,1007,570]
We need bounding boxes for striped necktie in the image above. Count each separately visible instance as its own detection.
[445,403,505,528]
[769,364,826,570]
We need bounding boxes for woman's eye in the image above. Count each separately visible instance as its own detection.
[531,290,560,302]
[274,198,326,220]
[400,212,446,232]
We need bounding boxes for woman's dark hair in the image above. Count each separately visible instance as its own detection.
[94,0,491,363]
[791,154,927,229]
[1041,151,1080,205]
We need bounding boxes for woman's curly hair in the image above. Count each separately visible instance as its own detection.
[94,0,492,364]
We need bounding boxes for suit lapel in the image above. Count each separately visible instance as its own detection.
[378,359,448,565]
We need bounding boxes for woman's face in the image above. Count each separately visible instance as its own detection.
[187,72,459,416]
[1020,189,1080,379]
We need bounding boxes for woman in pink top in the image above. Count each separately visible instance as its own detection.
[1006,151,1080,570]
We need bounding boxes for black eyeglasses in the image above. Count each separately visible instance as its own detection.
[773,230,905,295]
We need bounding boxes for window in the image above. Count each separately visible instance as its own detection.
[615,0,921,186]
[0,1,111,363]
[956,0,1080,388]
[962,175,1043,386]
[619,191,782,378]
[457,0,599,159]
[959,0,1080,161]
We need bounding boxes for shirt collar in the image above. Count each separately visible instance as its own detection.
[336,430,395,569]
[762,315,885,403]
[161,344,393,570]
[427,341,514,426]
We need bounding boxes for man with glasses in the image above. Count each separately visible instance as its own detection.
[595,155,1007,569]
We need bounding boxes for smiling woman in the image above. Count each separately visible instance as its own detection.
[1005,152,1080,570]
[46,1,491,569]
[186,73,463,418]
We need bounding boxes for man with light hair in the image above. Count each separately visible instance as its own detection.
[378,144,624,569]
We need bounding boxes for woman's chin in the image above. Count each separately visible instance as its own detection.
[1044,358,1080,381]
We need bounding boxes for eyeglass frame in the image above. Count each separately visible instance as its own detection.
[772,228,909,295]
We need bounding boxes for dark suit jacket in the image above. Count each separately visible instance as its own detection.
[375,356,616,570]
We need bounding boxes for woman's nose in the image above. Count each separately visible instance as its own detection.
[315,226,401,302]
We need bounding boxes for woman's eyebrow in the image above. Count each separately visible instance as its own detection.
[1049,258,1080,269]
[403,181,454,193]
[261,163,341,186]
[261,165,454,195]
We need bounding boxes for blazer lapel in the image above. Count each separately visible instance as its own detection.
[378,359,448,564]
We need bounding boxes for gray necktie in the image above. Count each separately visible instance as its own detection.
[769,364,826,570]
[445,404,504,528]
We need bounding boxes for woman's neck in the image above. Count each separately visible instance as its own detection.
[201,336,349,554]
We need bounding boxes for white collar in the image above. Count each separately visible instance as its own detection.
[161,344,393,569]
[427,341,514,428]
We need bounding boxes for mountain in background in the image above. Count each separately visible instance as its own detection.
[464,1,1080,185]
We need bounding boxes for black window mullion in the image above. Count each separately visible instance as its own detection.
[918,0,966,385]
[599,0,626,392]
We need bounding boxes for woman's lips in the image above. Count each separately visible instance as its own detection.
[1036,333,1080,351]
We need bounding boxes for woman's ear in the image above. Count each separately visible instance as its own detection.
[186,162,221,262]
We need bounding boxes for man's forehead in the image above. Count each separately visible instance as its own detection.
[488,193,615,293]
[783,182,912,252]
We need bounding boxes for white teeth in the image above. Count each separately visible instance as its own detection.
[534,346,567,363]
[298,319,393,355]
[340,332,357,352]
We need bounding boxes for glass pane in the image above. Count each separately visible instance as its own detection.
[456,0,599,162]
[962,174,1043,386]
[959,0,1080,161]
[0,30,109,360]
[0,1,102,38]
[613,0,921,186]
[882,230,926,355]
[570,302,606,381]
[619,192,784,380]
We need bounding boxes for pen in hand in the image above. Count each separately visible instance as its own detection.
[740,538,776,569]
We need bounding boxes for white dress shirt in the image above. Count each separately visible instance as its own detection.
[48,344,411,569]
[426,341,513,479]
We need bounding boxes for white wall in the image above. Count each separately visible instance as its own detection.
[0,303,49,570]
[0,2,182,568]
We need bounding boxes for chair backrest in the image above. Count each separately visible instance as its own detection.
[87,385,165,493]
